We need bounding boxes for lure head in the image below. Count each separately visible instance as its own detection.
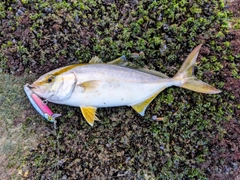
[43,113,61,123]
[43,113,55,122]
[30,66,77,102]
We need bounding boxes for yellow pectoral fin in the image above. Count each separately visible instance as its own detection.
[78,80,101,91]
[80,106,99,126]
[132,88,165,116]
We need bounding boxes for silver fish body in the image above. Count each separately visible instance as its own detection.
[49,64,178,108]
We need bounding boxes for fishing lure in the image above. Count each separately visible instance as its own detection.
[24,84,61,123]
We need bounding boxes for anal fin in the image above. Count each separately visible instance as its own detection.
[80,106,99,126]
[131,88,165,116]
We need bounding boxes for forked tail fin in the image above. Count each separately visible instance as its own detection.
[173,44,221,94]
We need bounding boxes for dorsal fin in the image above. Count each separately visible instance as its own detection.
[89,56,103,64]
[107,55,127,64]
[109,56,169,78]
[137,68,169,78]
[107,55,139,68]
[89,55,169,78]
[88,55,137,68]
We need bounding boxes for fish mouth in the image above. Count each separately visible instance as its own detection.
[28,83,43,94]
[24,83,37,91]
[24,83,44,98]
[27,84,35,89]
[28,83,55,101]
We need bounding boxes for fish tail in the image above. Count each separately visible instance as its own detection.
[173,44,221,94]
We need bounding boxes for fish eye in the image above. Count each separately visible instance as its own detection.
[47,76,54,83]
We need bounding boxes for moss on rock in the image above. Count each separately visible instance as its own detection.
[0,0,239,179]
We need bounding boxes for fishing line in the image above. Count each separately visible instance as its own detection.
[53,120,60,180]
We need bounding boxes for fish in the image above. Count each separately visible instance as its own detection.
[24,84,61,122]
[29,44,221,126]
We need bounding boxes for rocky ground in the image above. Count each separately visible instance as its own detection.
[0,0,239,179]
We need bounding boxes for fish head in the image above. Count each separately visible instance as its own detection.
[31,67,77,102]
